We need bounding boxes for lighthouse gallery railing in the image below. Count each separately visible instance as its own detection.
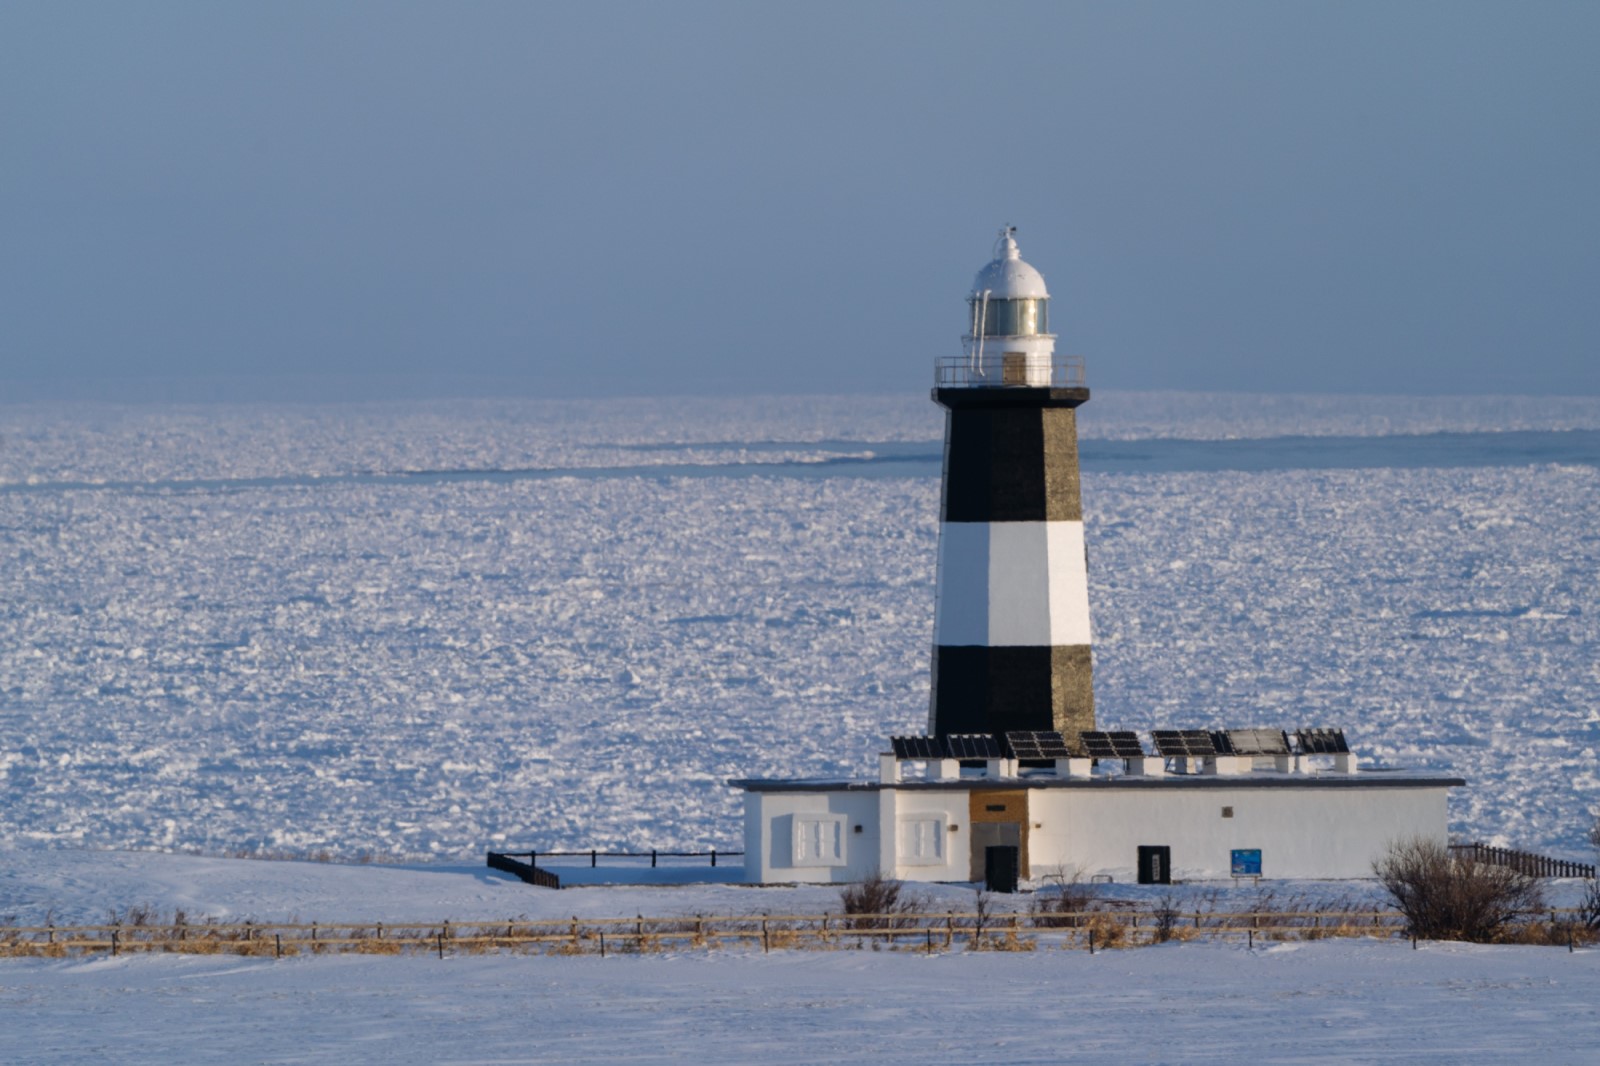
[935,356,1086,389]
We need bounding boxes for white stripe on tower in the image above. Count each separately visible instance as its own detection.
[934,521,1091,647]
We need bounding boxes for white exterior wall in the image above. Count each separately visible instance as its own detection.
[745,783,1452,884]
[1026,786,1451,881]
[877,789,969,883]
[742,791,882,884]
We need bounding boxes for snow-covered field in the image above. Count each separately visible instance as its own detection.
[4,938,1598,1064]
[1,850,1597,1064]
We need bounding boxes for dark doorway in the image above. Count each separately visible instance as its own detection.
[969,820,1021,880]
[1137,845,1172,885]
[984,845,1020,893]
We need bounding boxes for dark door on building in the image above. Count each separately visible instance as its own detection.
[970,821,1021,881]
[984,845,1020,893]
[1137,845,1171,885]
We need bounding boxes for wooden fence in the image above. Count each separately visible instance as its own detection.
[1449,842,1596,880]
[3,907,1592,960]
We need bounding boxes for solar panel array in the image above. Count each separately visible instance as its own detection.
[1295,728,1350,754]
[891,736,944,760]
[891,727,1347,762]
[945,733,1003,760]
[1078,731,1146,759]
[1150,729,1217,758]
[1213,728,1291,756]
[1004,731,1074,760]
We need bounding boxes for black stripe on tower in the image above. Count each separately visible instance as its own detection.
[931,646,1095,740]
[936,388,1087,523]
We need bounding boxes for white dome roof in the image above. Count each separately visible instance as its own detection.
[970,228,1049,300]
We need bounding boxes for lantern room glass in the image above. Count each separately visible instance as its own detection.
[970,297,1048,337]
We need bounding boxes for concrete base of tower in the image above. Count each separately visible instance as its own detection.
[929,644,1094,738]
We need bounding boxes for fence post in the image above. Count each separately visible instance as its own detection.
[651,849,657,869]
[112,930,119,957]
[599,932,605,958]
[1088,928,1095,955]
[1248,929,1253,950]
[275,934,282,959]
[762,918,770,953]
[437,932,444,959]
[710,849,717,868]
[591,849,597,868]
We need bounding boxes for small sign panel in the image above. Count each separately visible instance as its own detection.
[1231,849,1263,877]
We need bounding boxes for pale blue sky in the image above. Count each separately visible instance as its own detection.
[4,1,1597,401]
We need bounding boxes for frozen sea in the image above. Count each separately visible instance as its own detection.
[1,391,1598,863]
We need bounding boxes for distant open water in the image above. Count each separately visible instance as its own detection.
[6,429,1599,495]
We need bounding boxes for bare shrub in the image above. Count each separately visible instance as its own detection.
[107,903,160,928]
[963,889,995,946]
[1030,865,1095,929]
[1582,815,1600,932]
[839,872,925,930]
[991,926,1036,952]
[1375,837,1544,943]
[1151,894,1181,944]
[1084,911,1128,950]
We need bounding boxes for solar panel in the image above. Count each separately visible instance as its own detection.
[1004,731,1073,759]
[944,734,1003,760]
[1151,730,1217,757]
[1215,728,1291,756]
[891,736,944,760]
[1296,728,1350,754]
[1078,731,1145,759]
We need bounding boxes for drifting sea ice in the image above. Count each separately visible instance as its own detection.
[0,396,1596,862]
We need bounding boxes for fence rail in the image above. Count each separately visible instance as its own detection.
[4,907,1592,960]
[1450,842,1596,880]
[487,848,742,890]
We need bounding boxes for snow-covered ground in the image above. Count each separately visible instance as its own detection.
[3,935,1598,1064]
[2,850,1598,1064]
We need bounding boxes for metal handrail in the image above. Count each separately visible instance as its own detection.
[935,356,1086,389]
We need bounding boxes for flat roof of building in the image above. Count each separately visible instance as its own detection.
[730,769,1465,793]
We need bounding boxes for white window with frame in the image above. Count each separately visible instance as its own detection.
[897,815,946,865]
[790,814,847,867]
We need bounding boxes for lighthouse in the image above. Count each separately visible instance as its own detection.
[928,227,1094,739]
[729,227,1460,889]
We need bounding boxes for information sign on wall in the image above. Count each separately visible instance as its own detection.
[1231,848,1262,877]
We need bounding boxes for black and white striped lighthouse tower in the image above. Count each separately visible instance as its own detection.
[929,228,1094,739]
